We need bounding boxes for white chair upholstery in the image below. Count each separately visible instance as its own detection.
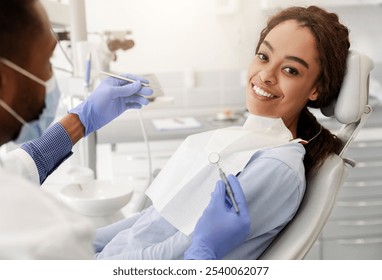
[259,50,374,260]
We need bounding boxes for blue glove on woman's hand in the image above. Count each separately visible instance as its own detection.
[184,174,250,260]
[69,73,153,136]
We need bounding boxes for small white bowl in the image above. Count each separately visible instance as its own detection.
[59,180,133,217]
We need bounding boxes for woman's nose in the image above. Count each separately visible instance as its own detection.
[259,67,277,85]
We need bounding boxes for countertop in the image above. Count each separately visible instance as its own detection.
[95,104,382,144]
[96,105,247,144]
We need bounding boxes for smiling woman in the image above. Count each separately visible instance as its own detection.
[247,20,321,135]
[251,6,349,177]
[247,19,322,176]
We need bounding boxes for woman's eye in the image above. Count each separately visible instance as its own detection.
[256,53,268,61]
[284,67,299,76]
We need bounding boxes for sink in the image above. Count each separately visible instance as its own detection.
[59,180,133,217]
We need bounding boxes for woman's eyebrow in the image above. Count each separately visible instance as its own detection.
[286,55,309,69]
[263,40,274,52]
[262,40,310,69]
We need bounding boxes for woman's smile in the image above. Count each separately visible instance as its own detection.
[252,83,278,99]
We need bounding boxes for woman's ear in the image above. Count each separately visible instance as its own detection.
[308,88,319,101]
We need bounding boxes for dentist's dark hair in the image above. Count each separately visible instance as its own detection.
[0,0,42,65]
[256,6,349,176]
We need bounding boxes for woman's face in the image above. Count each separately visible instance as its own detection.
[246,20,321,136]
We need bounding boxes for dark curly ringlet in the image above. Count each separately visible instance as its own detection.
[255,6,350,176]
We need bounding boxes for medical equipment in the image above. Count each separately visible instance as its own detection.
[100,71,161,89]
[208,152,239,213]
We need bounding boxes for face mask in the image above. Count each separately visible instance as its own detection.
[0,57,61,144]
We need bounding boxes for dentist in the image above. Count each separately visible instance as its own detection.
[0,0,249,259]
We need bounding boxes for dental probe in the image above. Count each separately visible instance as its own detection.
[219,167,240,213]
[208,152,240,213]
[99,71,161,89]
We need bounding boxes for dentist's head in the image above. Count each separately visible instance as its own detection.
[0,0,57,145]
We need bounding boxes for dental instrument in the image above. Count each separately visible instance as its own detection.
[208,152,240,213]
[84,52,92,90]
[99,71,161,90]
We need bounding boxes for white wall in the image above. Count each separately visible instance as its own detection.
[328,5,382,80]
[85,0,267,74]
[84,1,382,76]
[50,0,382,109]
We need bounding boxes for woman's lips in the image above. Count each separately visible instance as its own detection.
[252,84,277,99]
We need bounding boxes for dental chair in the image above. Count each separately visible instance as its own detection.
[259,50,374,260]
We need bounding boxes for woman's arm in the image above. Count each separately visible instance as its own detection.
[93,210,147,254]
[222,144,306,259]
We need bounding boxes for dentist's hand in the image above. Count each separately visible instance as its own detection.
[184,175,250,260]
[69,73,153,137]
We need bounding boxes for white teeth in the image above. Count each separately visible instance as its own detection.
[253,85,275,98]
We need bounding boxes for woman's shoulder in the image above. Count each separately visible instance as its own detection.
[264,142,305,157]
[256,142,305,161]
[251,143,306,177]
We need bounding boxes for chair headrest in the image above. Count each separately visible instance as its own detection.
[321,50,374,124]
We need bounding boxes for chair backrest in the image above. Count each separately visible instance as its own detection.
[259,50,374,260]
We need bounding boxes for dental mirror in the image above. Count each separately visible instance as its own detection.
[207,152,240,213]
[208,152,220,165]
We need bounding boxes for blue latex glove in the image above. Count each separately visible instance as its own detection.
[69,73,153,136]
[184,174,250,260]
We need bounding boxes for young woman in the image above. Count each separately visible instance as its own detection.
[94,6,350,260]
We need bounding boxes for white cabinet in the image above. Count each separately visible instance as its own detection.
[320,137,382,259]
